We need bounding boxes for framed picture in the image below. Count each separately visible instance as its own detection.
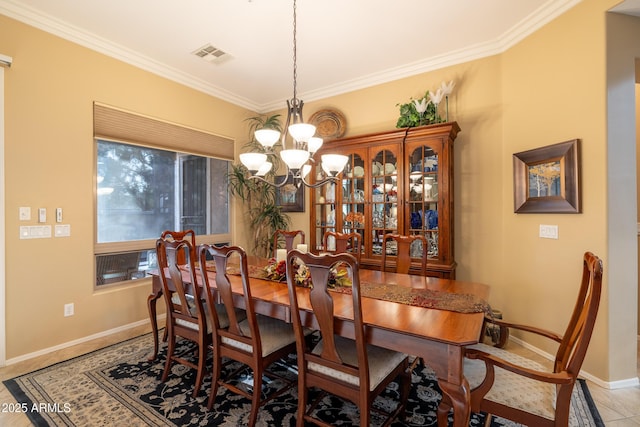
[275,175,305,212]
[513,139,581,213]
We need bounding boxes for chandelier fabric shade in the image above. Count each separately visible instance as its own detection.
[239,0,348,188]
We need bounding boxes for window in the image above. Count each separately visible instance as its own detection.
[93,103,234,287]
[95,140,231,286]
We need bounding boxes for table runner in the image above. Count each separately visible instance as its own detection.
[192,262,489,314]
[331,282,490,314]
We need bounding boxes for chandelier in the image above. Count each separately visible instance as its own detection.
[239,0,349,188]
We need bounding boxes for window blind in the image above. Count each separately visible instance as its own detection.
[93,102,234,160]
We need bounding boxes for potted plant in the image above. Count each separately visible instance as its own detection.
[228,114,291,258]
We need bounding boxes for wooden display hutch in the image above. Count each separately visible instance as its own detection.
[310,122,460,278]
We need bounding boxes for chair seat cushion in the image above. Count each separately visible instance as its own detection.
[309,335,408,391]
[222,314,299,356]
[171,293,207,332]
[464,343,557,420]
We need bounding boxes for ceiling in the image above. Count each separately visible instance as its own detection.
[1,0,639,113]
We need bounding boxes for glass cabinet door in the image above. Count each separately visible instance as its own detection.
[312,180,336,252]
[339,153,365,252]
[407,145,439,259]
[370,148,399,257]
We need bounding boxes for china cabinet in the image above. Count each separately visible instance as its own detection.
[310,122,460,278]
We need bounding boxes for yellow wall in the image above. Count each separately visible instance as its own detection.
[501,0,613,379]
[0,15,255,358]
[2,0,637,383]
[284,0,634,383]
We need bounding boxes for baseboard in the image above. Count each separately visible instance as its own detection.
[510,336,640,390]
[2,316,164,366]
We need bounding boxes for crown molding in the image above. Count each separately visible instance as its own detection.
[0,0,258,111]
[0,0,582,114]
[258,0,582,113]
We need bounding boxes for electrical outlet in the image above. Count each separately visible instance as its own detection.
[64,303,74,317]
[539,224,559,239]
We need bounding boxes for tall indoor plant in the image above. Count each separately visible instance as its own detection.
[228,114,290,258]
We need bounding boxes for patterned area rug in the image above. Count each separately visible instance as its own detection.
[4,332,604,426]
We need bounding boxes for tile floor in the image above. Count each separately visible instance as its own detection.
[0,325,638,426]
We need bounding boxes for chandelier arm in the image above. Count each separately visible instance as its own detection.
[298,173,341,188]
[247,171,291,188]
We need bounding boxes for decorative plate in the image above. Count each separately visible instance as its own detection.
[384,163,396,174]
[309,108,347,140]
[372,161,383,176]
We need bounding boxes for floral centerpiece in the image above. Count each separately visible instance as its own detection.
[262,258,352,288]
[345,211,365,227]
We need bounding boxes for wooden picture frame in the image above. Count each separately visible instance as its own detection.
[275,175,305,212]
[513,139,581,213]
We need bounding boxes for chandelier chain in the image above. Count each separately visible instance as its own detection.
[292,0,297,102]
[240,0,348,189]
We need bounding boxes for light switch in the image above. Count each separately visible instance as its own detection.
[19,207,31,221]
[38,208,46,223]
[56,208,63,223]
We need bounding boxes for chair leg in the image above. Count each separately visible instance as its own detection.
[296,377,306,427]
[248,369,262,426]
[192,342,207,398]
[408,355,424,372]
[399,368,411,420]
[161,331,175,382]
[360,396,370,427]
[207,353,222,411]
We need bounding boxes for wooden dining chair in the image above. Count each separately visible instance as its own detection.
[322,230,362,261]
[158,229,197,342]
[155,238,210,398]
[273,229,305,255]
[285,250,411,427]
[198,244,298,426]
[438,252,603,427]
[160,229,197,264]
[381,233,428,276]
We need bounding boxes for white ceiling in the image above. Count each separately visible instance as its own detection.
[1,0,639,112]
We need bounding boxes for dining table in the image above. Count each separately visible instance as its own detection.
[147,259,490,427]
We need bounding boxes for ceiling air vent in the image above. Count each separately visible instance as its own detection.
[192,44,228,64]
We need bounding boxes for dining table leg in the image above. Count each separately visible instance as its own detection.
[430,344,471,427]
[436,378,471,427]
[146,277,163,360]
